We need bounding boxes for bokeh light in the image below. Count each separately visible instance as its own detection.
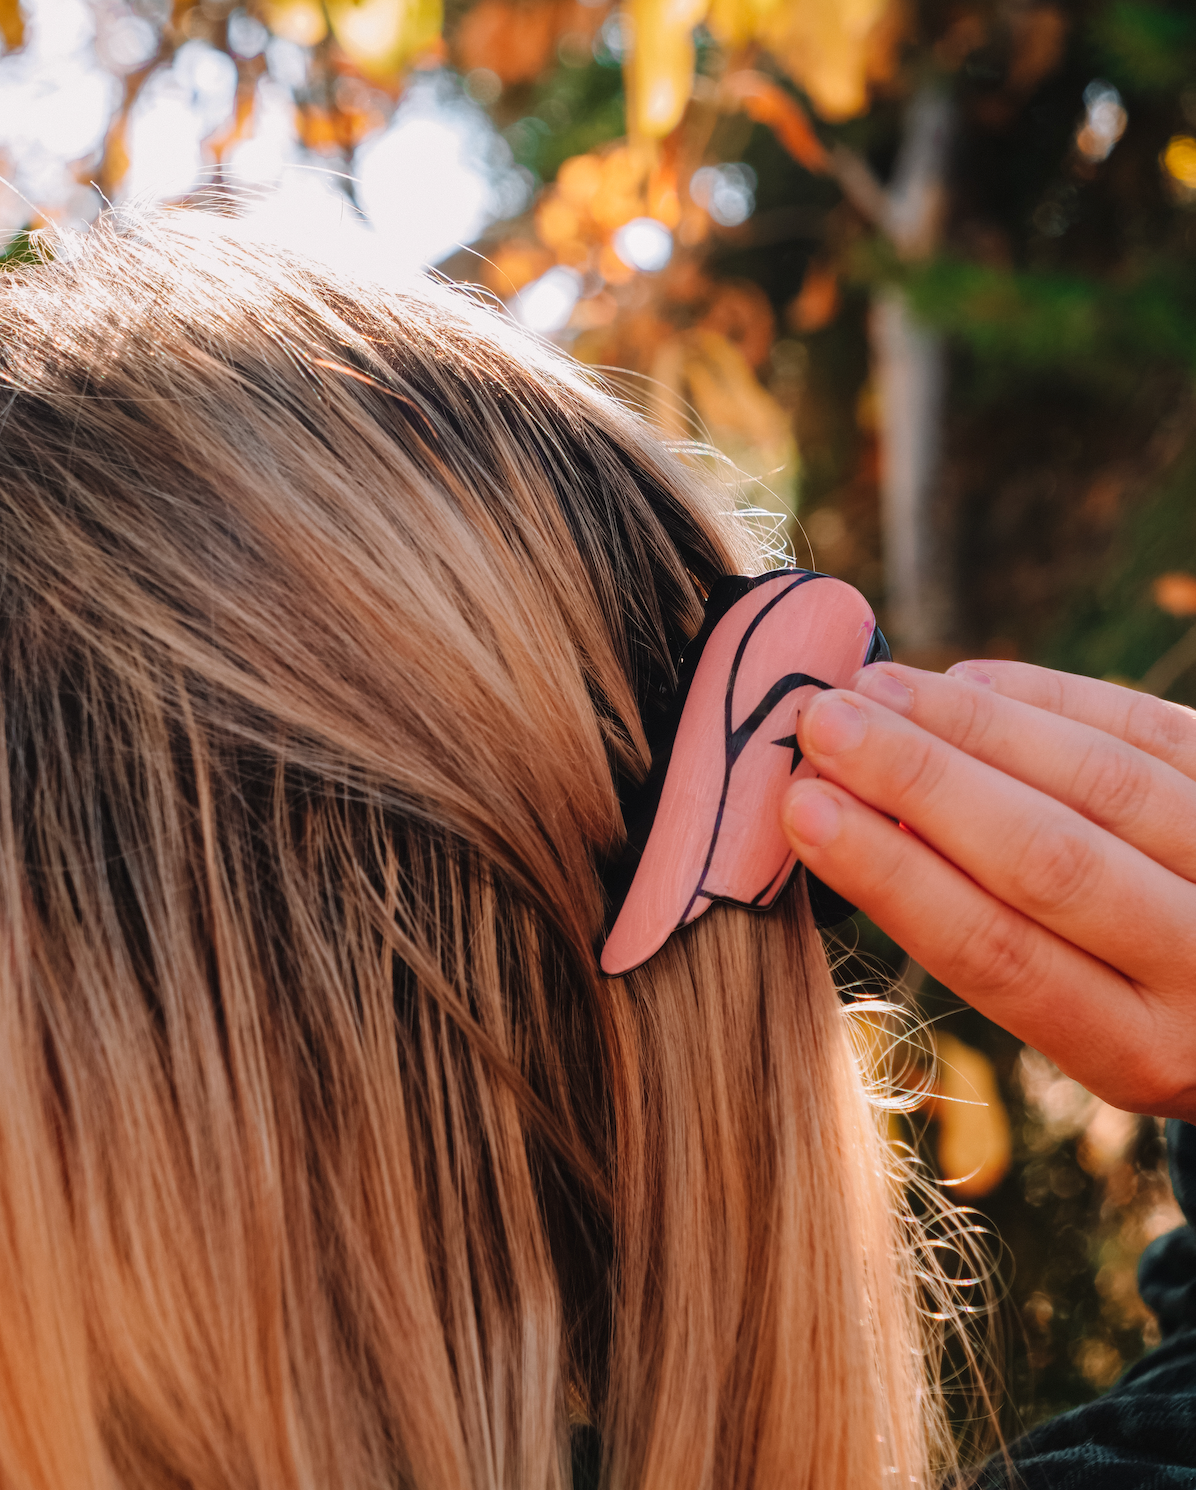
[1163,134,1196,192]
[1075,80,1126,164]
[612,215,672,271]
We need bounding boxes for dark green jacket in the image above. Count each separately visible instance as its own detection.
[975,1119,1196,1488]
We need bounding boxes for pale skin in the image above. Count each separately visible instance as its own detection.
[780,660,1196,1121]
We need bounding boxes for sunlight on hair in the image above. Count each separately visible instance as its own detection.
[840,984,1007,1475]
[0,211,1004,1488]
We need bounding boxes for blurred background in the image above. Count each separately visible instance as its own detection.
[2,0,1195,1440]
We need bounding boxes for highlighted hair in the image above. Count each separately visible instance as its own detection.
[0,215,973,1488]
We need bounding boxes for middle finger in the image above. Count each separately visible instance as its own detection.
[795,687,1196,988]
[850,661,1196,882]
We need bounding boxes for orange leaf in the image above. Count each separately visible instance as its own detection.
[478,238,554,294]
[1153,572,1196,618]
[206,85,257,162]
[557,152,604,208]
[788,264,839,332]
[598,241,636,284]
[930,1032,1012,1200]
[0,0,24,50]
[295,104,344,152]
[722,72,829,173]
[699,280,775,369]
[1006,5,1067,95]
[93,117,131,199]
[453,0,561,86]
[536,194,582,247]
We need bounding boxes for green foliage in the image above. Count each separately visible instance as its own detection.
[1044,444,1196,698]
[0,229,41,270]
[505,58,625,183]
[865,254,1196,384]
[1091,1,1196,97]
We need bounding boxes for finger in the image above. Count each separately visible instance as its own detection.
[944,660,1196,780]
[794,688,1196,990]
[781,777,1196,1116]
[849,662,1196,882]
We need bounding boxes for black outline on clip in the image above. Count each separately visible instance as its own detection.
[602,569,891,952]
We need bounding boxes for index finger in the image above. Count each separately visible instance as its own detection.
[950,660,1196,780]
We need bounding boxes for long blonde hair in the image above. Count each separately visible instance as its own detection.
[0,215,957,1489]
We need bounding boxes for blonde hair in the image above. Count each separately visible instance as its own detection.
[0,215,960,1489]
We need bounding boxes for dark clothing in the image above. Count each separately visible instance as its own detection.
[977,1119,1196,1488]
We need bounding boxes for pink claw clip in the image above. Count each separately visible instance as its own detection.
[600,570,888,976]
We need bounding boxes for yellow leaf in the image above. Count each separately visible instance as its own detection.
[649,328,797,525]
[626,0,709,140]
[1163,135,1196,190]
[758,0,896,122]
[327,0,442,78]
[705,0,782,52]
[931,1032,1012,1199]
[262,0,328,45]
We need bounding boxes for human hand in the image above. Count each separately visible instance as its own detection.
[780,660,1196,1120]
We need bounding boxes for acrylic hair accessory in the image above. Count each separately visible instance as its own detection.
[601,570,889,976]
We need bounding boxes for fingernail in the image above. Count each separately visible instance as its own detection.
[947,662,994,687]
[852,665,913,715]
[804,693,867,755]
[784,783,842,848]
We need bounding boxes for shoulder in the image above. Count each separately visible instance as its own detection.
[973,1332,1196,1488]
[975,1121,1196,1490]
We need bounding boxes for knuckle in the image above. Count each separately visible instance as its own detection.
[964,907,1038,1000]
[1041,668,1069,716]
[885,730,950,807]
[1107,1037,1167,1114]
[1119,1058,1159,1112]
[1012,820,1102,918]
[1130,697,1196,765]
[951,684,995,758]
[1127,997,1196,1116]
[1156,1078,1196,1121]
[1073,740,1152,830]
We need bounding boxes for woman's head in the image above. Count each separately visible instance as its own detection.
[0,215,955,1488]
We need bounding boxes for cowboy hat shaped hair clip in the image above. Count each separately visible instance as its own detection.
[601,569,890,976]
